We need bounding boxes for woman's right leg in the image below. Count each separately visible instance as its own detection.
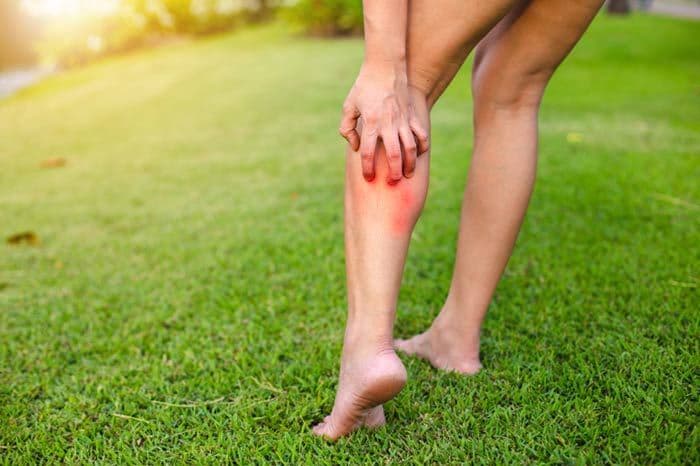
[312,92,430,440]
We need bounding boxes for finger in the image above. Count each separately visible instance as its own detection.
[339,103,361,151]
[342,128,360,152]
[359,124,378,182]
[382,129,403,184]
[409,114,430,156]
[399,125,418,178]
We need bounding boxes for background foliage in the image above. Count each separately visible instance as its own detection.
[286,0,363,36]
[0,0,366,70]
[1,0,281,69]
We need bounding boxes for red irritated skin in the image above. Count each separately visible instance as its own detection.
[390,182,418,235]
[346,142,428,239]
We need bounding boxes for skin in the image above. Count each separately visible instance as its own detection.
[313,0,605,440]
[339,0,429,183]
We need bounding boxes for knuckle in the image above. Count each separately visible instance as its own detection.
[411,121,427,136]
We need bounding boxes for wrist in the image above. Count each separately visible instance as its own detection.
[363,55,406,73]
[361,59,408,85]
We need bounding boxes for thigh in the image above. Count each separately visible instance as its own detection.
[406,0,517,108]
[473,0,605,98]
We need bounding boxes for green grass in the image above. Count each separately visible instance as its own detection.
[1,13,699,464]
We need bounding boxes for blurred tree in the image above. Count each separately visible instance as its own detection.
[121,0,277,35]
[0,0,40,70]
[7,0,281,69]
[287,0,363,36]
[608,0,632,14]
[248,0,274,22]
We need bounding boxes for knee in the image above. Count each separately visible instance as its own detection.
[471,46,554,115]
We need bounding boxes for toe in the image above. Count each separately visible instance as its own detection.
[394,338,415,355]
[312,415,343,441]
[312,422,326,436]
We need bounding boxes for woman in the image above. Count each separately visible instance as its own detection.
[313,0,605,440]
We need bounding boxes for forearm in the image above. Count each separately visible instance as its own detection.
[340,0,428,182]
[362,0,408,74]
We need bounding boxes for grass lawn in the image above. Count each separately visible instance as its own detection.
[1,12,699,464]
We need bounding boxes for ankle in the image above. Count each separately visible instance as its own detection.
[431,309,481,358]
[343,323,394,354]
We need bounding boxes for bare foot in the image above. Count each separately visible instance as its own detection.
[395,316,483,375]
[313,349,407,440]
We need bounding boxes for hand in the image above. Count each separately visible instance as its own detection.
[339,63,429,183]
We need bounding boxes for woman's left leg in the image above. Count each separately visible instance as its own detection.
[396,0,605,372]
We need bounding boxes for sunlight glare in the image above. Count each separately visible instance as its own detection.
[21,0,121,18]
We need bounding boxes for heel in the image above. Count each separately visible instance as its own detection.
[362,351,407,405]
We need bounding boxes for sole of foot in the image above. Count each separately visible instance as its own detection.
[312,350,407,441]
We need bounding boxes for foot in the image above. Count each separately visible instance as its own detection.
[395,316,482,375]
[313,349,407,440]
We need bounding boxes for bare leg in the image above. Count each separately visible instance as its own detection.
[312,0,603,438]
[396,0,604,373]
[312,0,519,439]
[312,90,430,440]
